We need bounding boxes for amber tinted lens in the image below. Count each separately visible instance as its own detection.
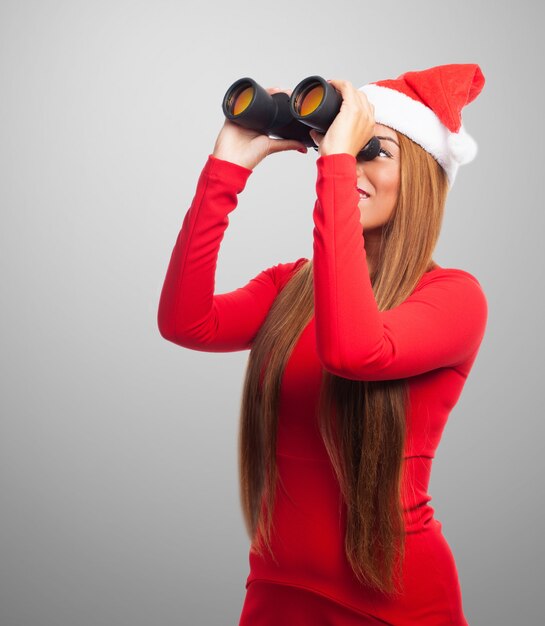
[298,85,324,116]
[231,86,254,115]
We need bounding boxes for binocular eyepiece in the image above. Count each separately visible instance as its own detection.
[222,75,381,161]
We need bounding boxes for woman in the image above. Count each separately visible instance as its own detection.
[158,63,487,625]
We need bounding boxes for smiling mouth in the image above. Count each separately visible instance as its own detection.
[357,186,370,199]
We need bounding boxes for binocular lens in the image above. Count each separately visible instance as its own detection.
[230,86,254,116]
[296,84,324,116]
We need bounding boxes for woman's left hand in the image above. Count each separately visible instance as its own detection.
[308,79,375,158]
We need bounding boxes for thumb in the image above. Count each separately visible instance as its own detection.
[309,129,323,143]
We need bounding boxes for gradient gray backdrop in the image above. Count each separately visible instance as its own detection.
[1,1,543,624]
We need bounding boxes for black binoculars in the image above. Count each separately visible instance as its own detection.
[221,75,381,161]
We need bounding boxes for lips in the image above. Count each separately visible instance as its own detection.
[357,186,370,199]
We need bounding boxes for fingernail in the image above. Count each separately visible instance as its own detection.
[297,148,307,153]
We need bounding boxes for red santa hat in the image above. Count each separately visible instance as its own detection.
[358,63,485,187]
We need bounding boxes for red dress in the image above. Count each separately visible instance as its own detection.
[158,153,488,625]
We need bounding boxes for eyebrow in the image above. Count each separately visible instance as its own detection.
[376,135,400,148]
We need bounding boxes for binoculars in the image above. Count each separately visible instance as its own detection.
[221,75,381,161]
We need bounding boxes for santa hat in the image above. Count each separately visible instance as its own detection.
[358,64,485,187]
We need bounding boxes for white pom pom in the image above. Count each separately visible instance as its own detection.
[448,127,478,164]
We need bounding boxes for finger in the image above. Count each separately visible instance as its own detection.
[357,90,374,110]
[309,129,324,144]
[266,86,292,95]
[359,91,375,118]
[327,78,358,101]
[267,138,308,154]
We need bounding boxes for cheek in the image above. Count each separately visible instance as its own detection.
[377,169,400,207]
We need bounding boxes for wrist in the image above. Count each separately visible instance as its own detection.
[319,151,356,160]
[211,153,254,171]
[205,155,254,192]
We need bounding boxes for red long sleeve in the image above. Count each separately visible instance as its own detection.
[157,154,306,352]
[158,151,488,381]
[312,152,488,381]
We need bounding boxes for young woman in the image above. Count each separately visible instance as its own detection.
[158,63,487,625]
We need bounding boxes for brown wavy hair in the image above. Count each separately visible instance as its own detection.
[237,130,449,596]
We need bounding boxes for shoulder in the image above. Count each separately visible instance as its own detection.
[276,257,310,290]
[421,266,484,288]
[260,257,310,293]
[414,266,488,320]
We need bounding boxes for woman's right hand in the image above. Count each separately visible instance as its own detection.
[211,87,309,171]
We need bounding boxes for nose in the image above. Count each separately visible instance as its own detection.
[355,158,367,172]
[355,159,369,180]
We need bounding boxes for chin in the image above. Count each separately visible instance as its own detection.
[362,222,385,233]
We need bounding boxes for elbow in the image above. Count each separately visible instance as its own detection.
[157,318,179,344]
[315,328,387,381]
[157,305,184,345]
[157,323,194,348]
[158,323,175,343]
[156,311,214,350]
[319,358,368,382]
[317,349,363,381]
[157,299,192,345]
[319,358,387,382]
[157,318,195,348]
[317,345,385,382]
[157,303,173,341]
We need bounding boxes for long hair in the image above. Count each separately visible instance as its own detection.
[238,131,449,596]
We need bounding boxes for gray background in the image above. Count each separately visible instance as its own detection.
[1,1,543,624]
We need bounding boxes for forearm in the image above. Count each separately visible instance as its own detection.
[312,153,383,373]
[157,155,253,343]
[311,152,488,380]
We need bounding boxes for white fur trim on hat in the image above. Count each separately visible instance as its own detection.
[358,83,477,187]
[447,125,478,164]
